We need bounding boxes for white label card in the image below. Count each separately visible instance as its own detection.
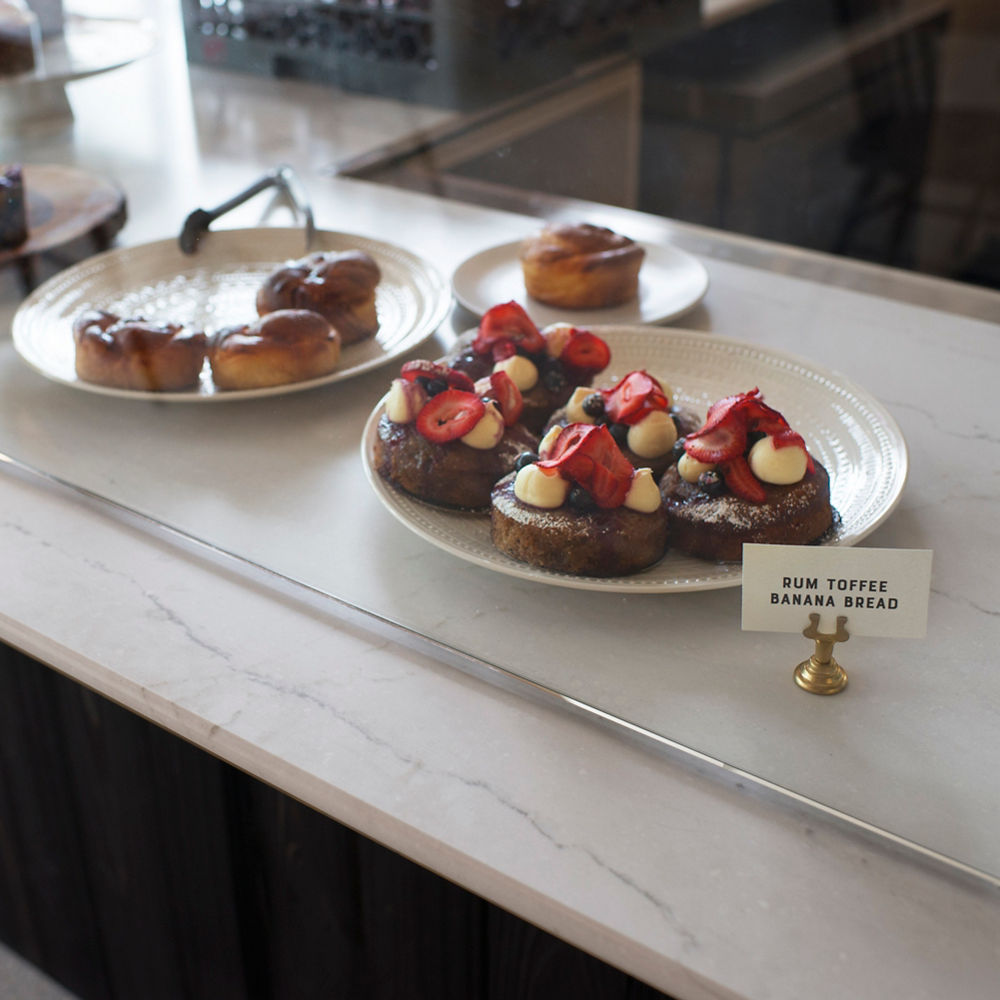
[741,545,933,638]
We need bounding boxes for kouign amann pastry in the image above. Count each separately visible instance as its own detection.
[491,422,668,577]
[208,308,341,390]
[543,369,702,478]
[659,388,833,562]
[256,250,381,345]
[519,222,644,309]
[446,300,611,434]
[73,309,207,392]
[374,360,538,509]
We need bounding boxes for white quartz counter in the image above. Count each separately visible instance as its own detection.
[2,4,1000,999]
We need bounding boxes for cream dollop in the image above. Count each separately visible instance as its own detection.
[461,401,505,450]
[493,354,538,392]
[565,386,599,424]
[678,451,715,484]
[386,378,427,423]
[538,425,563,459]
[748,435,808,484]
[514,464,569,508]
[626,410,677,458]
[623,468,661,512]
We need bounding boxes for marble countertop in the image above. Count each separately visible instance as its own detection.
[2,3,1000,998]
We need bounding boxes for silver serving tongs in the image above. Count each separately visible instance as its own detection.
[178,164,316,255]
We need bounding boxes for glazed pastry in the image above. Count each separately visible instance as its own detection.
[72,309,207,392]
[543,370,702,478]
[374,360,538,509]
[519,222,644,309]
[256,250,381,345]
[208,309,341,390]
[445,301,611,434]
[491,422,668,577]
[659,388,833,562]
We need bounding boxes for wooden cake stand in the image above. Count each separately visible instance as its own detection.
[0,164,127,293]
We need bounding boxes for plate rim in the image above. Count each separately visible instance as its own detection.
[12,226,453,403]
[360,325,909,593]
[451,238,710,326]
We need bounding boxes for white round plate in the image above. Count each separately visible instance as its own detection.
[451,239,709,327]
[13,228,452,401]
[361,326,908,593]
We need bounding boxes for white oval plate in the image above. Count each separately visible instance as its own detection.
[451,239,709,327]
[361,326,908,593]
[12,228,452,401]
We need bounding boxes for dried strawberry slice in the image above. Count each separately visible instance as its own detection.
[400,360,475,392]
[719,455,767,503]
[684,421,747,464]
[416,389,485,443]
[490,339,518,363]
[558,329,611,377]
[683,388,760,462]
[602,370,668,425]
[744,396,793,436]
[400,359,449,381]
[487,370,524,427]
[539,423,632,508]
[473,301,545,356]
[699,389,759,433]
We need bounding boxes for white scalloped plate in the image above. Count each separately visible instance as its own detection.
[361,327,908,593]
[451,239,709,326]
[12,228,451,401]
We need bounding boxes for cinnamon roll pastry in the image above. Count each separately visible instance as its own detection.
[208,309,341,390]
[72,309,207,391]
[256,250,381,345]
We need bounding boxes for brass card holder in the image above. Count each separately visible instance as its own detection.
[794,613,849,694]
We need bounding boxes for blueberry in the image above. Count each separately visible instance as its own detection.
[672,436,687,462]
[541,365,567,392]
[582,392,605,418]
[568,485,597,511]
[425,377,448,396]
[697,470,724,496]
[514,451,537,471]
[609,422,630,448]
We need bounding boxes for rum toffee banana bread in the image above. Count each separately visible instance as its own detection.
[72,309,208,391]
[491,423,668,577]
[256,250,381,345]
[519,222,645,309]
[208,309,341,390]
[445,301,611,434]
[374,360,538,509]
[659,388,833,562]
[543,369,702,479]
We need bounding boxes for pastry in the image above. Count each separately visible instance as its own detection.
[208,309,341,390]
[374,360,538,509]
[445,301,611,434]
[0,164,27,250]
[543,369,702,478]
[256,250,380,345]
[491,422,668,577]
[659,388,833,562]
[72,309,208,392]
[519,222,644,309]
